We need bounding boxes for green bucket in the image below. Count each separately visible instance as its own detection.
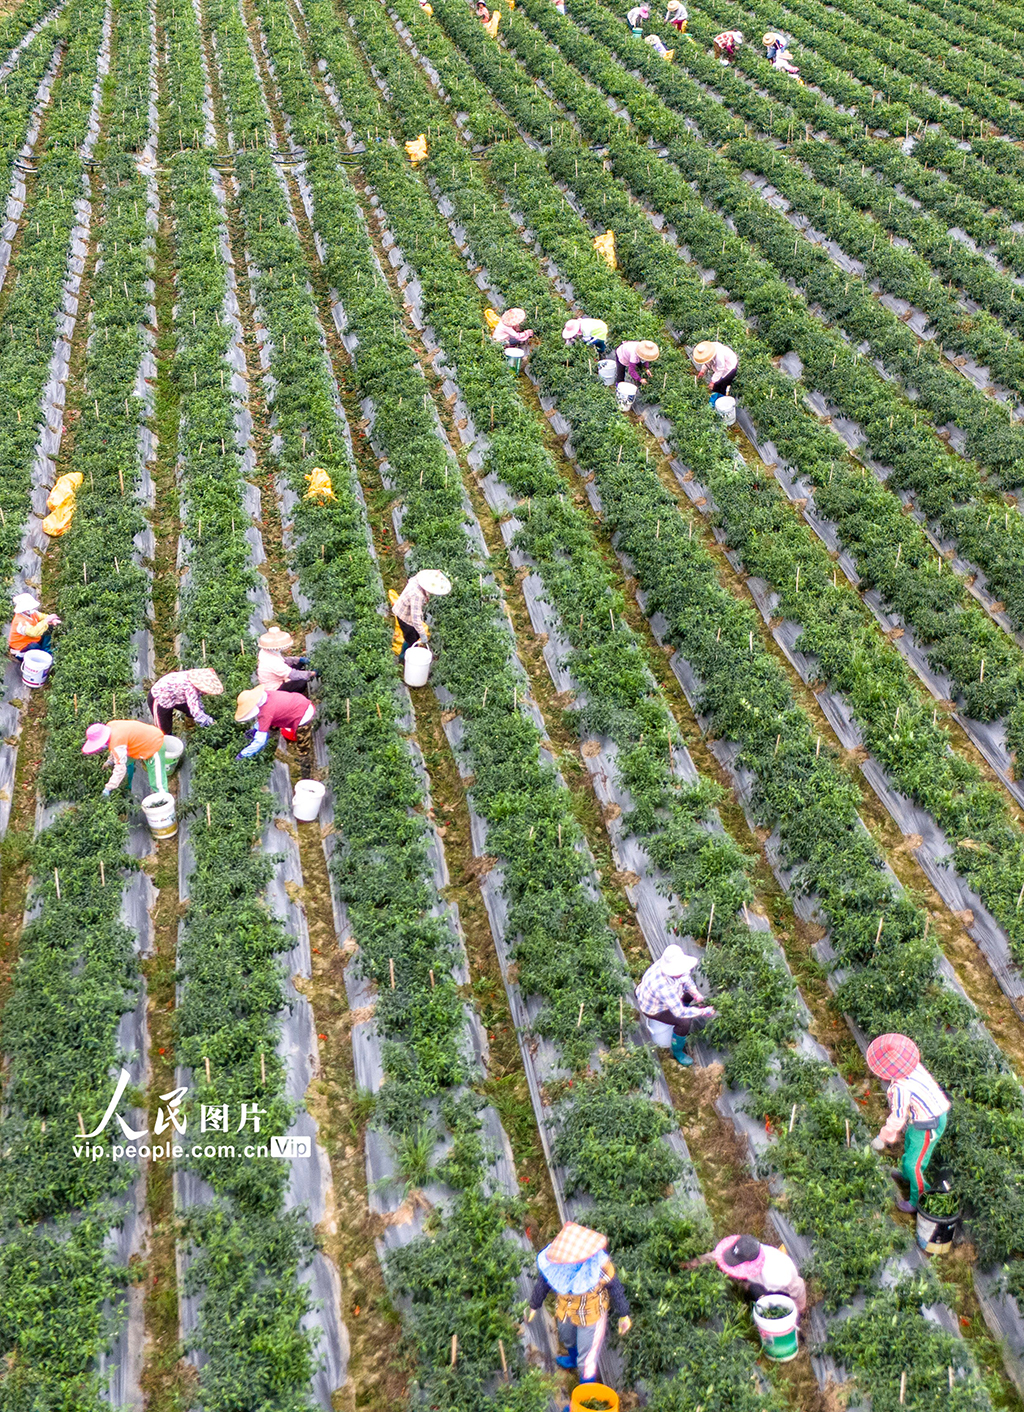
[753,1295,799,1362]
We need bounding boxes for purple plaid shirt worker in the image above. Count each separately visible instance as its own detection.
[636,944,716,1066]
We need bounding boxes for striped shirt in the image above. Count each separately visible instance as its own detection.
[636,958,705,1020]
[885,1064,950,1133]
[393,580,429,634]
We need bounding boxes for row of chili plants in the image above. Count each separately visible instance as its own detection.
[0,0,159,1396]
[235,0,818,1400]
[280,0,1003,1399]
[420,0,1024,1014]
[290,0,911,1336]
[191,0,564,1400]
[499,0,1024,652]
[365,0,1024,1287]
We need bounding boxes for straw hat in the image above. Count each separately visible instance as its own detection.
[866,1033,920,1082]
[762,31,781,45]
[12,593,39,614]
[503,308,527,327]
[661,944,698,976]
[414,570,452,596]
[544,1222,607,1264]
[235,687,267,722]
[82,723,112,754]
[186,668,224,695]
[259,626,294,651]
[667,2,684,11]
[636,340,660,362]
[692,341,719,364]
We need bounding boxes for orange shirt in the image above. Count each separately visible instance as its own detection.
[107,720,165,760]
[9,611,49,653]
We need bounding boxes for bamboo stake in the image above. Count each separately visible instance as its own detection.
[204,1056,211,1082]
[78,1112,87,1136]
[429,969,435,988]
[899,1371,906,1405]
[576,1002,584,1028]
[53,868,60,900]
[706,901,715,941]
[498,1339,508,1380]
[206,802,211,827]
[845,1117,851,1147]
[451,1335,458,1367]
[875,915,885,945]
[99,859,105,887]
[389,957,395,989]
[260,1052,266,1084]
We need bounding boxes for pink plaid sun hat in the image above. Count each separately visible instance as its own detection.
[544,1222,607,1264]
[866,1033,920,1082]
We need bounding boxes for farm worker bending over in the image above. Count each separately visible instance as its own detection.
[626,2,649,26]
[83,720,171,796]
[393,570,452,663]
[235,687,316,762]
[645,32,674,58]
[8,592,60,658]
[763,32,800,74]
[562,316,609,357]
[257,626,317,696]
[692,339,739,396]
[636,943,717,1066]
[867,1032,950,1214]
[686,1235,807,1314]
[615,338,660,387]
[665,0,687,29]
[491,308,534,346]
[476,1,490,17]
[526,1222,631,1382]
[713,28,743,59]
[148,668,223,733]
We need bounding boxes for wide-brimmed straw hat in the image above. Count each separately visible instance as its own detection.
[12,593,39,614]
[661,944,698,976]
[762,31,782,44]
[544,1222,608,1264]
[82,723,112,754]
[414,570,452,596]
[636,340,660,362]
[866,1033,920,1081]
[186,668,224,695]
[235,687,267,722]
[259,626,294,652]
[692,341,720,364]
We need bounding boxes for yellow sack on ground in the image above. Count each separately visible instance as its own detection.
[593,230,617,270]
[42,503,75,536]
[664,48,675,60]
[47,471,83,512]
[304,466,336,503]
[405,134,428,165]
[484,9,501,35]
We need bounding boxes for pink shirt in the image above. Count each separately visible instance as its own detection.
[698,341,738,383]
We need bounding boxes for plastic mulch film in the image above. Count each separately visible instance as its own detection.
[973,1266,1024,1400]
[703,412,1024,1008]
[0,34,63,298]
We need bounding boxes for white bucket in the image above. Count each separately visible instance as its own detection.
[646,1017,675,1048]
[752,1295,799,1362]
[596,357,618,387]
[293,778,326,822]
[141,790,177,839]
[504,345,526,370]
[20,649,52,688]
[163,734,184,769]
[404,643,433,687]
[616,381,637,411]
[714,395,737,427]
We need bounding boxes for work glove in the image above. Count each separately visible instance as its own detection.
[297,657,310,667]
[870,1135,886,1152]
[699,1006,717,1018]
[196,713,214,727]
[102,787,112,797]
[618,1317,632,1336]
[48,615,62,626]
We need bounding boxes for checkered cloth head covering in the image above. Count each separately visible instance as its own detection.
[544,1222,607,1264]
[866,1033,920,1081]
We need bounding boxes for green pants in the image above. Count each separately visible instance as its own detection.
[125,747,169,795]
[901,1112,947,1206]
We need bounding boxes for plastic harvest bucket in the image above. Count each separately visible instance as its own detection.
[596,357,618,386]
[141,791,177,840]
[646,1016,675,1048]
[163,734,184,769]
[615,381,637,411]
[752,1295,799,1361]
[20,649,52,688]
[916,1205,961,1255]
[504,345,526,370]
[293,779,326,822]
[403,643,432,687]
[570,1385,619,1412]
[714,395,737,426]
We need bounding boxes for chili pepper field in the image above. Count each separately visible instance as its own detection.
[6,0,1024,1401]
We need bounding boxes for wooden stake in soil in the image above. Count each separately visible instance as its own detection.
[875,915,885,945]
[260,1052,266,1085]
[78,1112,86,1136]
[389,957,395,989]
[451,1335,458,1367]
[429,969,435,989]
[53,869,61,900]
[706,901,715,942]
[576,1002,584,1028]
[206,802,211,828]
[498,1339,508,1380]
[99,859,105,887]
[204,1056,211,1083]
[845,1117,851,1147]
[899,1371,906,1405]
[789,1103,797,1132]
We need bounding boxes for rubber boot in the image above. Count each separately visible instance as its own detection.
[671,1034,693,1067]
[556,1350,577,1370]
